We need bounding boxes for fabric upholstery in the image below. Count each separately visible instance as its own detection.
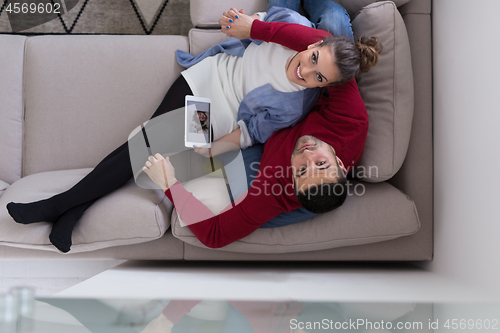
[399,0,430,15]
[23,35,188,176]
[189,29,230,56]
[353,1,414,182]
[183,236,432,260]
[340,0,411,18]
[190,0,267,28]
[0,35,25,184]
[0,0,432,260]
[188,2,414,183]
[171,177,420,254]
[0,169,171,253]
[0,233,184,260]
[0,180,8,198]
[388,10,433,258]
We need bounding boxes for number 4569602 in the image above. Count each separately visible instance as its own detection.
[5,2,62,14]
[444,319,498,330]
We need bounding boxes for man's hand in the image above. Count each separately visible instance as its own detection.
[142,153,177,192]
[219,7,255,39]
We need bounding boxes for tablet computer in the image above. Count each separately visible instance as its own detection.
[185,95,212,148]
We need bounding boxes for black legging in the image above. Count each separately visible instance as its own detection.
[50,75,192,228]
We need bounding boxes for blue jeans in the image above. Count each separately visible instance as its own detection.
[267,0,354,41]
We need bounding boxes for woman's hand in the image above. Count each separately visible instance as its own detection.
[142,153,177,192]
[193,128,242,158]
[219,7,255,39]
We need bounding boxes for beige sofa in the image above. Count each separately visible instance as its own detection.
[0,0,432,260]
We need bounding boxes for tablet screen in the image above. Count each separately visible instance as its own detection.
[186,99,211,145]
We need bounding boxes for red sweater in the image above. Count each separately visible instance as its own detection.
[165,21,368,248]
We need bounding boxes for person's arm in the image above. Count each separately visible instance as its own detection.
[165,177,286,248]
[322,79,368,120]
[194,128,241,158]
[220,8,330,52]
[143,153,287,248]
[251,19,330,52]
[236,87,320,149]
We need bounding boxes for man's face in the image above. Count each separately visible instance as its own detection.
[290,135,347,193]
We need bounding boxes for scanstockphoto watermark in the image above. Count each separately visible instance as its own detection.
[290,318,424,331]
[4,1,80,33]
[249,162,380,181]
[248,162,379,197]
[250,178,366,197]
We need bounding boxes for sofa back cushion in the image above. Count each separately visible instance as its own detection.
[188,0,412,27]
[340,0,411,18]
[0,35,26,184]
[190,0,267,28]
[23,35,188,176]
[352,1,414,182]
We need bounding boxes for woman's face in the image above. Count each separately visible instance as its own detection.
[197,112,207,122]
[286,42,339,88]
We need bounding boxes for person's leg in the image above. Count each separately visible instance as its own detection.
[266,0,301,13]
[7,75,192,226]
[302,0,354,41]
[49,200,96,252]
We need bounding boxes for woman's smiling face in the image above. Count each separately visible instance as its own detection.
[286,41,339,88]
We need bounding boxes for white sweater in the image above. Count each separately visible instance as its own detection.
[181,40,305,143]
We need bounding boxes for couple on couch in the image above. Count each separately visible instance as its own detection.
[7,0,381,252]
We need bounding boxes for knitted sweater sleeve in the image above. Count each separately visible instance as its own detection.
[165,177,288,249]
[250,20,331,52]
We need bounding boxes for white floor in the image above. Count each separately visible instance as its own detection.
[0,260,125,297]
[53,261,499,303]
[2,260,499,303]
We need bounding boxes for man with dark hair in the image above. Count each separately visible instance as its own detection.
[292,135,348,214]
[144,70,368,249]
[143,4,368,250]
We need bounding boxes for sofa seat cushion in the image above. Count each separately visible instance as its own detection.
[170,177,420,253]
[0,169,172,253]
